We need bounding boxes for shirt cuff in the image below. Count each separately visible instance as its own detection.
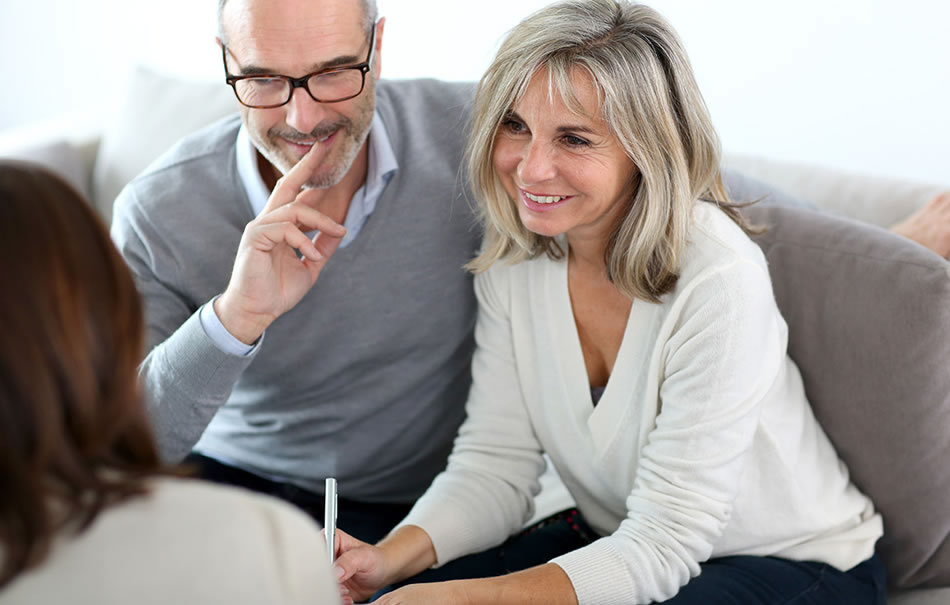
[198,296,262,357]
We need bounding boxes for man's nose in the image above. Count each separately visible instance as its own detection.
[284,86,327,134]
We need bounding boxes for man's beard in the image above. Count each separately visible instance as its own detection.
[259,93,374,190]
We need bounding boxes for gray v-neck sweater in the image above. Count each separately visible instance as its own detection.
[112,79,480,502]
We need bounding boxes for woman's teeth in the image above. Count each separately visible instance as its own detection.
[524,192,566,204]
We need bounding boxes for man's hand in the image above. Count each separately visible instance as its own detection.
[215,145,347,344]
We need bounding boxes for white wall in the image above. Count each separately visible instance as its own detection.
[1,0,947,184]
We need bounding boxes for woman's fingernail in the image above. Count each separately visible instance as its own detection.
[334,565,344,578]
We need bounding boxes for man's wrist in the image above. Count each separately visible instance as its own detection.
[213,295,272,345]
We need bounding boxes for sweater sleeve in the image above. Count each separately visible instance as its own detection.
[552,258,787,605]
[111,186,256,462]
[398,266,547,565]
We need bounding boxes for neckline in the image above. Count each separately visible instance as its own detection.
[546,252,656,442]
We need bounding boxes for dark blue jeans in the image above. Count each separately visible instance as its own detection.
[183,453,411,545]
[392,508,887,604]
[662,552,886,604]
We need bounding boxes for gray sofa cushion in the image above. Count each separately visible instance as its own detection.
[741,204,950,589]
[0,139,90,200]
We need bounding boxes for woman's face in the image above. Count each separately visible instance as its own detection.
[492,67,638,243]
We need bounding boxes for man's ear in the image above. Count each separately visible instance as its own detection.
[372,17,385,79]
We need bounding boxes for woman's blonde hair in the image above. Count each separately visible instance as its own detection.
[466,0,748,302]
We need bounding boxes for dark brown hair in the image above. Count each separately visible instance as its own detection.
[0,161,164,588]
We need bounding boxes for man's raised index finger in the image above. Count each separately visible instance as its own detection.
[262,146,324,213]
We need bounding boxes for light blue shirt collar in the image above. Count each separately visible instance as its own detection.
[235,112,398,248]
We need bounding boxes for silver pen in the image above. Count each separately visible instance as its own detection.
[324,478,338,563]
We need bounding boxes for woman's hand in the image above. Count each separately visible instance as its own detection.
[373,580,473,605]
[334,529,391,604]
[334,525,441,604]
[372,564,577,605]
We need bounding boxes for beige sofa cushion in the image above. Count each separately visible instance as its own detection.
[725,152,944,229]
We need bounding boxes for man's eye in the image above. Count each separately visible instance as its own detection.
[247,78,286,90]
[316,71,347,81]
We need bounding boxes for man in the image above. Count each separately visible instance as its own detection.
[112,0,479,543]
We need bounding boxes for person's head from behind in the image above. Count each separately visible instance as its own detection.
[467,0,731,302]
[217,0,383,189]
[0,162,161,588]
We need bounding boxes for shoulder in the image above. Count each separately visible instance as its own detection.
[132,477,321,536]
[373,79,478,208]
[114,115,242,213]
[115,478,330,575]
[377,78,475,115]
[662,203,778,322]
[375,79,475,142]
[133,114,241,184]
[679,202,771,285]
[475,254,552,314]
[2,478,336,604]
[145,478,332,588]
[111,115,245,240]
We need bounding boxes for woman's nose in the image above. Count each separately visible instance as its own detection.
[517,140,557,185]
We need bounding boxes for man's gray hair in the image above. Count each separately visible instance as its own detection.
[216,0,378,44]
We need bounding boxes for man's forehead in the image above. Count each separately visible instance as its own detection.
[222,0,368,70]
[221,0,366,46]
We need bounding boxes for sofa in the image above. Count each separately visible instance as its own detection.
[2,66,948,604]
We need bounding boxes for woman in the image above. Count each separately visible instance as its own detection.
[0,161,339,605]
[334,1,886,604]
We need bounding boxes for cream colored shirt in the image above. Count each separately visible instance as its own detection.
[0,477,340,605]
[400,203,883,605]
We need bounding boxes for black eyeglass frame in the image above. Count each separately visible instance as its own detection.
[222,25,377,108]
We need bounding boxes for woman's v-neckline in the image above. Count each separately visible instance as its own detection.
[545,253,658,453]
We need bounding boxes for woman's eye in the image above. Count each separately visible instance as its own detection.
[563,135,589,147]
[502,118,526,134]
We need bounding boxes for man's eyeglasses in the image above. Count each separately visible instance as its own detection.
[223,26,376,109]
